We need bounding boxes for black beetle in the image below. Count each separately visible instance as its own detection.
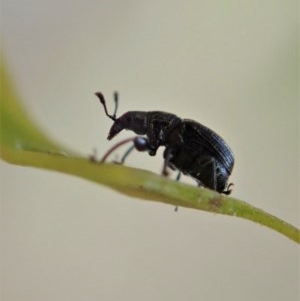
[95,92,234,194]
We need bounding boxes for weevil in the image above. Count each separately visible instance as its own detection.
[95,92,234,194]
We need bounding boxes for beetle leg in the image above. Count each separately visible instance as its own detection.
[100,137,136,163]
[161,147,173,176]
[120,145,135,164]
[175,171,181,181]
[120,136,152,163]
[100,136,150,163]
[193,156,217,191]
[162,148,181,212]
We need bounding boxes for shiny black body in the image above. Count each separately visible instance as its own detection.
[96,92,234,194]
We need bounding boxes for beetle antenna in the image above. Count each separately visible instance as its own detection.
[113,91,119,117]
[95,92,117,121]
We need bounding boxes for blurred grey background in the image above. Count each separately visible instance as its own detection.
[1,1,299,300]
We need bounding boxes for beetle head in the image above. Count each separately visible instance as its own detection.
[95,92,147,140]
[107,111,147,140]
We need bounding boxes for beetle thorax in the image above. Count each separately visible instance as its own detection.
[146,111,182,145]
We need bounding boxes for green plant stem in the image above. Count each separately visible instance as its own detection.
[2,146,299,244]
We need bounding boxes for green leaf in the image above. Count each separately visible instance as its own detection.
[1,56,299,244]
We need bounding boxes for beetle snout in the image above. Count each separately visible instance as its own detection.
[107,120,123,140]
